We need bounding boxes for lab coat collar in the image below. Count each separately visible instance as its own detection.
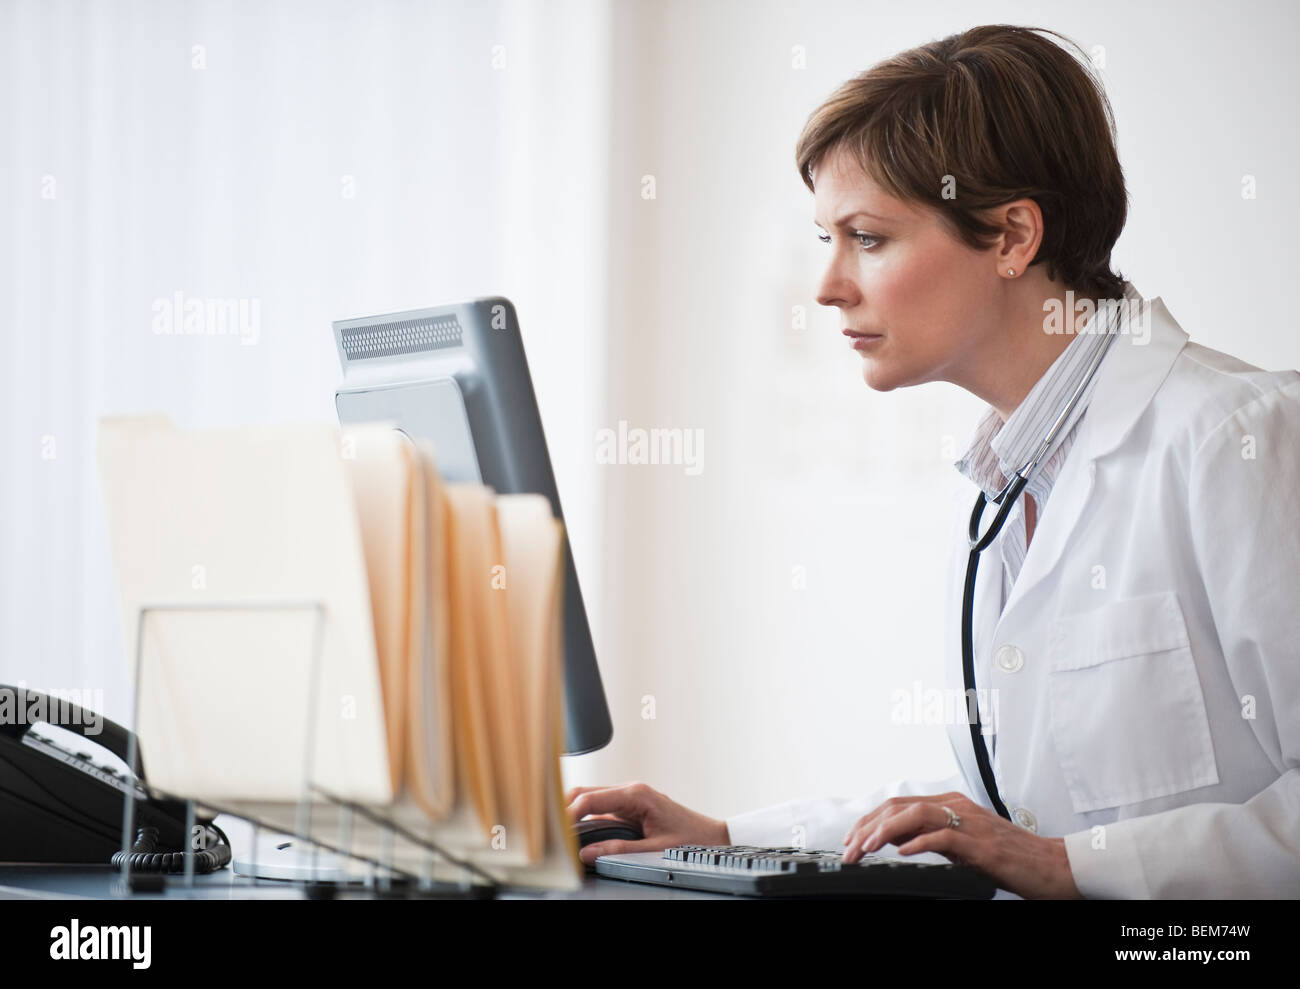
[1071,285,1187,464]
[995,286,1189,622]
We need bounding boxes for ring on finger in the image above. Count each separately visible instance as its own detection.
[941,805,961,830]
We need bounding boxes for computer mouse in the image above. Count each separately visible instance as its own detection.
[573,817,644,848]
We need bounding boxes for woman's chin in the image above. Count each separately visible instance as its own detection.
[860,359,903,392]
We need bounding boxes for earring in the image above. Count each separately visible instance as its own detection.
[1006,268,1016,277]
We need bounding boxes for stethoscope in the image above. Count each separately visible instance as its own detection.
[961,301,1123,820]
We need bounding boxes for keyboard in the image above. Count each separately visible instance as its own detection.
[594,845,997,898]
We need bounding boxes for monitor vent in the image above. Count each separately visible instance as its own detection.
[340,314,462,360]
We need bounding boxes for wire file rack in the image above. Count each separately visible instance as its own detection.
[116,601,504,899]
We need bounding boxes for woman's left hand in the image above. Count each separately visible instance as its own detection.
[841,792,1084,899]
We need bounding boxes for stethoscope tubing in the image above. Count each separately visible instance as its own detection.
[962,488,1019,820]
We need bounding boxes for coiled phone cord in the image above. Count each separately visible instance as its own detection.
[111,822,233,874]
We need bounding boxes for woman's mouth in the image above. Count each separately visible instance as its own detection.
[843,329,884,350]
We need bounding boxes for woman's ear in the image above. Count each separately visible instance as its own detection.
[991,197,1044,275]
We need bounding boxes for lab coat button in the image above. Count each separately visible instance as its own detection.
[995,644,1024,673]
[1012,807,1038,833]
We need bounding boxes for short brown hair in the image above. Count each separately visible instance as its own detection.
[796,24,1128,301]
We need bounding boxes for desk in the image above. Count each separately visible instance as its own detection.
[0,864,732,900]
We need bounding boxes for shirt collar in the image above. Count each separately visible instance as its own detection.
[954,281,1141,496]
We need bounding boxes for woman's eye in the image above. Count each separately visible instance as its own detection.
[816,232,881,250]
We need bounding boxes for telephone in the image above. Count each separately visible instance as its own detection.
[0,685,231,872]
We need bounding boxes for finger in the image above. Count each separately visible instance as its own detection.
[565,785,607,810]
[578,837,658,866]
[843,803,925,862]
[845,803,950,863]
[566,786,624,821]
[568,786,646,823]
[842,792,970,845]
[863,802,954,853]
[895,827,978,867]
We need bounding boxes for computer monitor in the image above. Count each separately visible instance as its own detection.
[331,296,613,756]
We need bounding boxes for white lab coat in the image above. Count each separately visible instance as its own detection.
[726,292,1300,898]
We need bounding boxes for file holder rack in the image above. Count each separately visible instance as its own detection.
[118,602,502,899]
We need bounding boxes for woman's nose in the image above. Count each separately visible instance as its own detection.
[816,257,860,310]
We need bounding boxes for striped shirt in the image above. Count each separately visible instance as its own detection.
[954,281,1140,612]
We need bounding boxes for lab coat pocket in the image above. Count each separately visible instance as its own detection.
[1047,591,1219,813]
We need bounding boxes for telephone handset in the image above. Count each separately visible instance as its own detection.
[0,685,230,872]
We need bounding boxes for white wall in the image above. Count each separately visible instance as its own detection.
[2,0,1296,829]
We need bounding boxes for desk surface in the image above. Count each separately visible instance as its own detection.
[0,864,731,901]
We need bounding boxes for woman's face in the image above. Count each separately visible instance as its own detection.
[812,145,1005,394]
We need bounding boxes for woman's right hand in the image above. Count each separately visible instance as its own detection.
[565,781,731,866]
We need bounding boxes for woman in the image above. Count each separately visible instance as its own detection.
[567,24,1300,899]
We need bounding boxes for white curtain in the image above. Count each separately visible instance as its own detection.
[0,0,611,731]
